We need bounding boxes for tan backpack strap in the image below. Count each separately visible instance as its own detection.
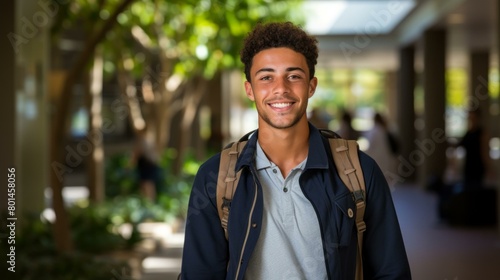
[216,140,247,240]
[328,138,366,280]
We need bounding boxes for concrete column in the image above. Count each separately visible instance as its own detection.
[15,0,50,215]
[468,50,498,230]
[384,71,398,123]
[496,0,500,235]
[468,51,490,126]
[396,45,416,183]
[0,0,49,221]
[0,0,16,213]
[422,29,447,188]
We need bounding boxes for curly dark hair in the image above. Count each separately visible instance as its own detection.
[240,21,318,82]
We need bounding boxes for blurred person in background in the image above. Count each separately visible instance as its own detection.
[308,108,329,129]
[337,109,360,140]
[437,109,497,226]
[457,109,493,189]
[132,127,161,202]
[365,112,399,186]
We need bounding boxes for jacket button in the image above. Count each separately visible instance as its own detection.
[347,208,354,218]
[252,223,257,228]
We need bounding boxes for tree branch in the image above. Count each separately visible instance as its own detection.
[50,0,137,253]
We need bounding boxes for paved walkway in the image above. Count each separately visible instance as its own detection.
[391,184,500,280]
[138,223,184,280]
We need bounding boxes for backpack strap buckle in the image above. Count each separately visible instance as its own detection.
[352,190,365,203]
[221,197,231,210]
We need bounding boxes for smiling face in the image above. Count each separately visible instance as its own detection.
[244,47,317,130]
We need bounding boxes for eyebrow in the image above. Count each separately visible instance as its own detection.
[254,67,306,76]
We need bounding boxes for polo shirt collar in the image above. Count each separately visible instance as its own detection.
[235,123,330,172]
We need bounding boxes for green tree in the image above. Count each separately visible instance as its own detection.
[107,0,304,172]
[50,0,137,253]
[49,0,304,253]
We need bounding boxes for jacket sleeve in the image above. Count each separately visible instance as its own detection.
[180,155,228,279]
[360,152,412,279]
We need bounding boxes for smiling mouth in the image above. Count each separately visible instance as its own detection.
[269,102,293,108]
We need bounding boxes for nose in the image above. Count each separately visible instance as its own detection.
[273,76,290,95]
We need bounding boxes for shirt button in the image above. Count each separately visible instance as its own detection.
[252,223,257,228]
[348,208,354,218]
[283,187,288,193]
[273,169,277,173]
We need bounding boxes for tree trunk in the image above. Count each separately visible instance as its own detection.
[117,65,146,134]
[49,0,136,253]
[173,76,207,173]
[86,48,105,202]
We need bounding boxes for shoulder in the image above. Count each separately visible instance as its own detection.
[357,149,377,167]
[357,150,385,181]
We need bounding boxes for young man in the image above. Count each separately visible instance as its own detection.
[180,22,411,279]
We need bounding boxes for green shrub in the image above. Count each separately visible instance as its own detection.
[105,153,137,197]
[105,147,201,221]
[1,194,167,278]
[0,211,131,279]
[17,252,131,280]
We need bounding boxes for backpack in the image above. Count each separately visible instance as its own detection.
[216,129,366,280]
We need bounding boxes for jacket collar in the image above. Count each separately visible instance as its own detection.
[235,123,330,172]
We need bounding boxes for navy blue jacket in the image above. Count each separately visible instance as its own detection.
[181,125,411,279]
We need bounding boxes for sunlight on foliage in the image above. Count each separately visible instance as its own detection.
[446,68,467,108]
[490,68,499,98]
[94,0,304,80]
[311,68,385,113]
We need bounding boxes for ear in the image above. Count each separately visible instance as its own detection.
[244,81,255,101]
[308,77,318,98]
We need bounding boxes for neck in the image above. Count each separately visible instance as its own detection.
[258,120,310,177]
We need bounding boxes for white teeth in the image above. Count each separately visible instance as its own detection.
[270,103,291,108]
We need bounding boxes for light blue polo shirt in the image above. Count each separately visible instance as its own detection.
[244,141,327,280]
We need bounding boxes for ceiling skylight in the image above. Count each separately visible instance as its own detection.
[303,0,416,35]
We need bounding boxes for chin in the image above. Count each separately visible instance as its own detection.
[267,119,301,130]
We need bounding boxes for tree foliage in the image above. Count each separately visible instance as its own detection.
[48,0,304,253]
[95,0,305,163]
[105,0,305,79]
